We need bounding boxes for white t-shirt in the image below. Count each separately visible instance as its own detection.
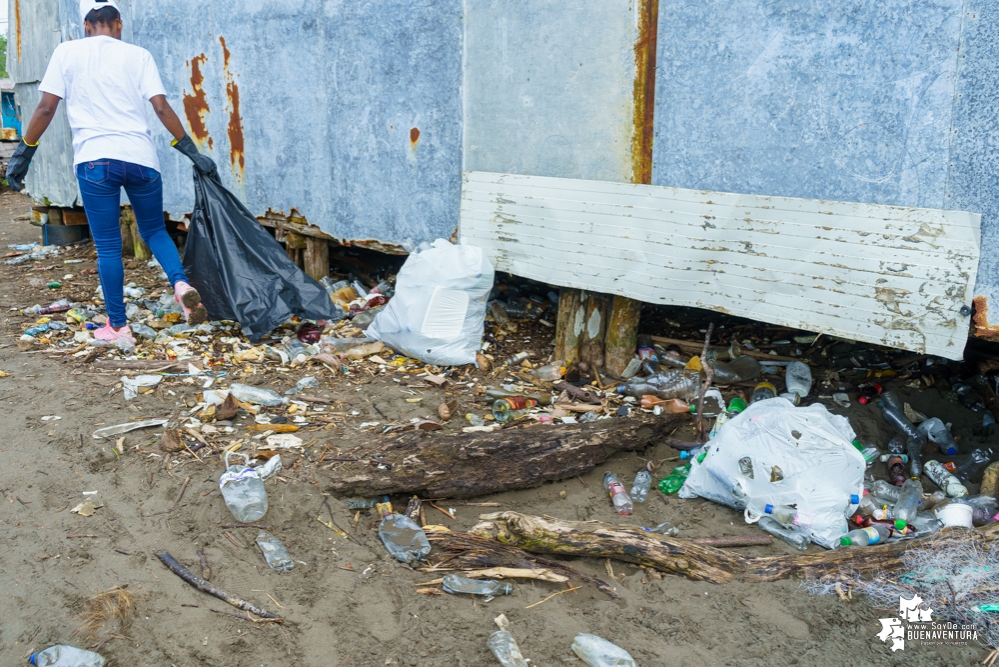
[39,35,167,170]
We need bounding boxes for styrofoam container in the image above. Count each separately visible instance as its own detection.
[936,502,974,528]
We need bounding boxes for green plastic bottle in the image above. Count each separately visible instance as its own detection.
[657,464,691,495]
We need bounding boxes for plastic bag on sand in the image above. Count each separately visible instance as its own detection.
[682,398,864,549]
[366,240,493,366]
[182,171,343,342]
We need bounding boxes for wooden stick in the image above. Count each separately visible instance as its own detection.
[525,586,581,609]
[66,534,99,539]
[222,531,245,549]
[218,523,269,529]
[176,476,192,504]
[197,549,211,581]
[155,551,282,621]
[695,323,714,443]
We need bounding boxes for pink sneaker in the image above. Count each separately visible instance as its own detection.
[174,281,208,325]
[94,322,136,346]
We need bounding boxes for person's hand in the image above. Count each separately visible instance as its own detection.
[172,134,217,176]
[6,140,39,191]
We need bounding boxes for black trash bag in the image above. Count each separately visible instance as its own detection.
[182,171,342,342]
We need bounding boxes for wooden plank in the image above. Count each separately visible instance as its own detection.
[304,237,330,281]
[604,296,642,376]
[460,172,982,360]
[554,288,581,364]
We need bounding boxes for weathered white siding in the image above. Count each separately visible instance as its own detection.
[460,171,981,360]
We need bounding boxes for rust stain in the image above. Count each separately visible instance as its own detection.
[182,54,212,150]
[631,0,658,185]
[14,0,21,62]
[973,296,999,337]
[410,127,421,145]
[220,37,245,176]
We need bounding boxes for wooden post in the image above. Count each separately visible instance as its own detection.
[119,208,135,258]
[604,295,642,376]
[304,237,329,282]
[284,232,307,268]
[579,291,609,369]
[554,288,582,364]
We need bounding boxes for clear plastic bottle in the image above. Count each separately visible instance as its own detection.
[603,472,633,515]
[679,446,705,461]
[764,504,812,528]
[377,500,431,563]
[570,634,637,667]
[487,631,530,667]
[851,440,880,467]
[870,479,902,503]
[219,452,268,522]
[758,515,809,550]
[858,493,889,517]
[229,383,288,407]
[442,574,513,598]
[29,646,104,667]
[878,392,926,445]
[531,362,566,382]
[953,448,993,483]
[256,532,294,572]
[840,524,891,547]
[917,417,958,456]
[908,512,944,535]
[706,355,761,385]
[631,470,652,503]
[751,381,777,403]
[893,479,923,523]
[644,520,679,536]
[924,460,969,497]
[283,339,311,365]
[492,397,539,422]
[784,361,813,398]
[618,370,700,401]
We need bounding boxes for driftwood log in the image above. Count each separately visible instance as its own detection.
[471,512,999,585]
[320,414,685,499]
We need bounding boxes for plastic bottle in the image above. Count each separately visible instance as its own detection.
[130,322,158,339]
[738,456,754,479]
[603,472,633,515]
[857,493,889,517]
[29,646,104,667]
[531,362,566,382]
[492,397,539,422]
[840,524,891,547]
[784,361,813,398]
[924,460,968,497]
[377,501,432,563]
[953,382,986,412]
[24,324,50,336]
[706,355,761,385]
[679,446,705,461]
[886,454,907,486]
[878,392,926,445]
[657,464,691,495]
[953,449,993,482]
[284,339,311,365]
[893,479,923,523]
[917,417,958,456]
[485,387,553,406]
[505,351,532,366]
[22,298,71,316]
[631,470,652,503]
[488,630,530,667]
[570,634,637,667]
[851,440,880,467]
[908,512,944,535]
[921,490,947,510]
[219,452,268,522]
[758,515,809,550]
[229,383,288,407]
[643,520,679,536]
[751,381,777,403]
[256,532,294,572]
[870,479,902,503]
[490,302,511,326]
[619,370,700,401]
[857,383,883,405]
[764,503,812,528]
[442,574,513,598]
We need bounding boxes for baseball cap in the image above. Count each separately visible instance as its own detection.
[79,0,120,21]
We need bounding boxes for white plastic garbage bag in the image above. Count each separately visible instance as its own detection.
[682,397,864,549]
[367,239,494,366]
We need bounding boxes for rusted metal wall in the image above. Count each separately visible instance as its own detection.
[10,0,464,248]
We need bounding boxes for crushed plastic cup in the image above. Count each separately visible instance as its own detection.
[256,532,294,572]
[570,634,636,667]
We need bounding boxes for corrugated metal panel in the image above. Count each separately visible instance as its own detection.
[462,0,639,183]
[460,171,981,360]
[13,0,463,246]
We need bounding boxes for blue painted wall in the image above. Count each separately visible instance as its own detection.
[652,1,996,319]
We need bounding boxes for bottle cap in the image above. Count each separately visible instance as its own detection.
[894,519,907,531]
[679,450,690,459]
[840,536,852,546]
[728,397,747,413]
[850,494,860,504]
[764,503,775,514]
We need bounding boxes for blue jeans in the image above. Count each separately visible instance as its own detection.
[76,159,188,328]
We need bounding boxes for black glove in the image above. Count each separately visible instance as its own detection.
[6,140,39,192]
[172,134,217,176]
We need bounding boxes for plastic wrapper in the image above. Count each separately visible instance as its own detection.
[182,171,343,342]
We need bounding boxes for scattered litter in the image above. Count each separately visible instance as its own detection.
[256,532,294,572]
[571,633,636,667]
[121,374,162,400]
[71,502,102,517]
[92,419,169,440]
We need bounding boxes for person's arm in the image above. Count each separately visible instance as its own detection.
[149,94,186,141]
[22,93,62,145]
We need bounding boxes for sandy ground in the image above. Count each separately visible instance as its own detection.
[0,189,992,666]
